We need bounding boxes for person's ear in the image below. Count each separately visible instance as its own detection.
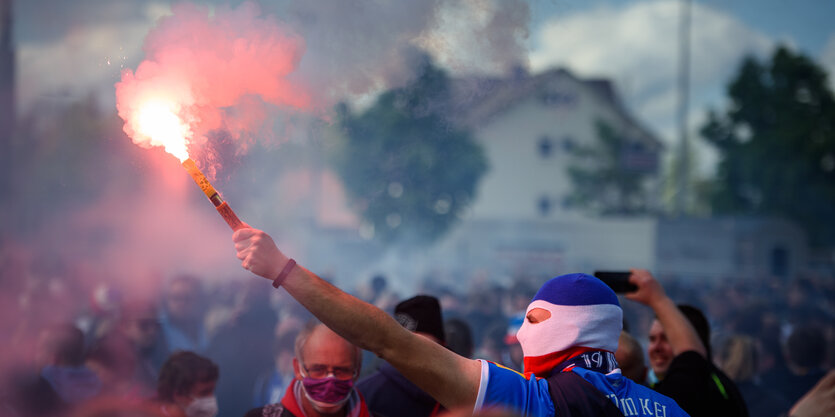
[293,357,302,380]
[353,363,361,382]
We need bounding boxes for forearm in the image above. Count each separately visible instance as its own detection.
[280,264,407,356]
[650,296,707,357]
[788,370,835,417]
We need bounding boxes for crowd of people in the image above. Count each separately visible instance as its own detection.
[0,229,834,417]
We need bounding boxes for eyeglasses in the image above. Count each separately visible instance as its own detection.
[303,364,356,380]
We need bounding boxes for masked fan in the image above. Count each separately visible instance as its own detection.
[155,351,219,417]
[245,321,371,417]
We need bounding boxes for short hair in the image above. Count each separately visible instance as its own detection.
[616,331,646,383]
[157,351,219,402]
[40,323,85,366]
[294,320,361,370]
[717,335,758,382]
[786,325,826,369]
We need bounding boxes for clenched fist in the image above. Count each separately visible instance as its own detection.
[233,227,290,282]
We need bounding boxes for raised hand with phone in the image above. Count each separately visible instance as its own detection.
[592,271,638,293]
[622,269,749,417]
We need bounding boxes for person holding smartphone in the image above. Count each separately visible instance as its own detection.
[625,269,748,417]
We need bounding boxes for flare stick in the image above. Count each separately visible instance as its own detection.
[182,158,245,231]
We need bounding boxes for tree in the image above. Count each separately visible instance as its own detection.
[331,58,488,244]
[566,120,656,215]
[701,46,835,245]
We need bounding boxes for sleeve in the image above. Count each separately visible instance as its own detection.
[473,360,555,417]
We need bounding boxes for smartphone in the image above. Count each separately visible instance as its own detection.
[593,271,638,293]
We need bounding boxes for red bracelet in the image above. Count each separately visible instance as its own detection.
[272,259,296,288]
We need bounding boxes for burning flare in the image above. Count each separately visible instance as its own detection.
[134,102,191,162]
[127,98,244,231]
[114,2,310,231]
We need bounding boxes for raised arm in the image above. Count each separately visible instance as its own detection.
[625,269,707,357]
[233,227,482,410]
[790,370,835,417]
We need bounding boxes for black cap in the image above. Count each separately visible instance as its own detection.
[395,295,445,344]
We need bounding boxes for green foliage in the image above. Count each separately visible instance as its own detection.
[701,46,835,245]
[660,142,713,216]
[332,60,488,244]
[566,120,654,215]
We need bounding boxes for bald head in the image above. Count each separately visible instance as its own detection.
[294,322,361,372]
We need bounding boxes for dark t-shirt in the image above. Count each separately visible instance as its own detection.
[356,362,441,417]
[653,351,748,417]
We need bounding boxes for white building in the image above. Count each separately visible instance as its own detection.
[268,68,813,291]
[450,68,662,221]
[414,68,663,286]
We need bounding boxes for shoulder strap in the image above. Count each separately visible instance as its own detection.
[546,371,625,417]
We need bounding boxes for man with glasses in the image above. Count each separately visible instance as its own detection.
[245,321,373,417]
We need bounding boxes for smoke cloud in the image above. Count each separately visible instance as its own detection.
[2,0,534,359]
[114,0,532,166]
[115,1,309,162]
[415,0,530,75]
[280,0,530,105]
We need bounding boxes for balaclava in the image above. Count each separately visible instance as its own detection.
[516,273,622,378]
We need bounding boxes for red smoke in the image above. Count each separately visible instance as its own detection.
[115,1,310,160]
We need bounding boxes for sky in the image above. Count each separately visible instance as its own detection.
[11,0,835,173]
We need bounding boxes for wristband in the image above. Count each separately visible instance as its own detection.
[272,258,296,288]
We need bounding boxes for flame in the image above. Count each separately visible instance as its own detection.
[134,101,191,162]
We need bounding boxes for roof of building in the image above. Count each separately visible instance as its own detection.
[447,67,663,150]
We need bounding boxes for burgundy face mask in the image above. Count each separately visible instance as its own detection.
[301,376,354,405]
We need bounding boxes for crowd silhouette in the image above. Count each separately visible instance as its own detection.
[1,241,833,417]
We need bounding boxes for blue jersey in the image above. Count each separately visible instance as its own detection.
[474,360,689,417]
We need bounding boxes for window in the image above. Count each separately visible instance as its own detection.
[538,196,551,216]
[538,136,553,158]
[562,136,576,152]
[539,90,578,108]
[561,196,574,210]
